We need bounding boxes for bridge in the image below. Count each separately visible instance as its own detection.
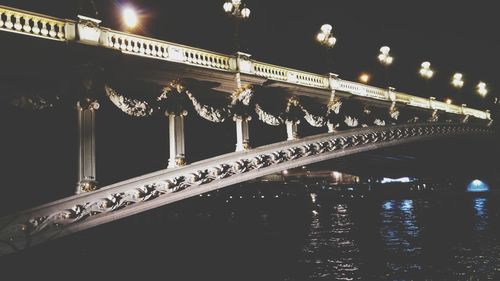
[0,5,495,256]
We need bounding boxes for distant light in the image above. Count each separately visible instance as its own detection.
[122,7,138,29]
[223,2,233,12]
[380,177,412,183]
[419,61,434,79]
[467,179,490,192]
[445,98,453,104]
[316,24,336,48]
[378,46,393,66]
[302,166,306,169]
[320,24,333,33]
[316,32,326,42]
[476,81,488,97]
[241,7,251,18]
[282,169,289,175]
[359,73,371,83]
[451,72,464,88]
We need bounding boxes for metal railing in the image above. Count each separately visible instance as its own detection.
[0,4,492,120]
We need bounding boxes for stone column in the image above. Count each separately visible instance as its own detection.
[76,99,99,194]
[234,115,251,152]
[167,111,187,169]
[286,120,299,140]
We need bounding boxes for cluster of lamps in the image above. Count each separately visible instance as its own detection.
[316,24,336,48]
[223,0,251,19]
[377,46,394,66]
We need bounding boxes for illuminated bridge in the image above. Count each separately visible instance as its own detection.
[0,5,495,256]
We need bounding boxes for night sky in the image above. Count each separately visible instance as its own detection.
[1,0,498,109]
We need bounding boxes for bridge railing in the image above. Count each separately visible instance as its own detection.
[0,5,69,41]
[104,29,233,72]
[0,4,491,120]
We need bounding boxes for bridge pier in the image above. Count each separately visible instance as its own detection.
[286,120,300,140]
[167,112,187,169]
[234,116,251,151]
[76,99,99,194]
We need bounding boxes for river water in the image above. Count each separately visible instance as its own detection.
[3,187,500,280]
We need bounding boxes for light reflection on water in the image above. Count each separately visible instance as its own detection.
[300,203,360,280]
[293,195,500,280]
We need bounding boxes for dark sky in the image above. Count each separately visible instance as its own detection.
[2,0,498,109]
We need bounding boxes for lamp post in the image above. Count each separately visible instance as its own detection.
[316,24,336,71]
[377,46,393,87]
[451,72,464,103]
[223,0,251,52]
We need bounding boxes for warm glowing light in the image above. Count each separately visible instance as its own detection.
[122,7,138,29]
[451,72,464,88]
[378,46,393,66]
[445,98,452,104]
[282,169,289,175]
[359,73,371,83]
[231,0,241,5]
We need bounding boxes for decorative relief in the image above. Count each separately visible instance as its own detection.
[0,123,490,251]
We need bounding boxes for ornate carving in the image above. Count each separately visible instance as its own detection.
[0,123,491,254]
[105,85,152,117]
[255,104,283,126]
[185,90,228,123]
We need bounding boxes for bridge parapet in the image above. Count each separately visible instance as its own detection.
[0,5,68,41]
[0,4,492,121]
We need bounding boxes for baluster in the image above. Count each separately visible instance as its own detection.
[48,22,56,37]
[151,44,157,56]
[22,15,31,32]
[32,18,40,34]
[13,14,22,30]
[56,23,64,39]
[40,20,48,36]
[120,37,127,50]
[162,46,168,58]
[132,40,139,52]
[4,12,13,29]
[0,10,4,28]
[139,40,145,53]
[145,43,151,55]
[126,39,133,51]
[157,45,163,57]
[113,35,120,49]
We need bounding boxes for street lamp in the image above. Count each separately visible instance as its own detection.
[316,24,336,48]
[122,6,138,29]
[223,0,251,52]
[378,46,394,66]
[451,73,464,88]
[223,0,251,18]
[476,81,488,97]
[359,73,371,84]
[419,61,434,79]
